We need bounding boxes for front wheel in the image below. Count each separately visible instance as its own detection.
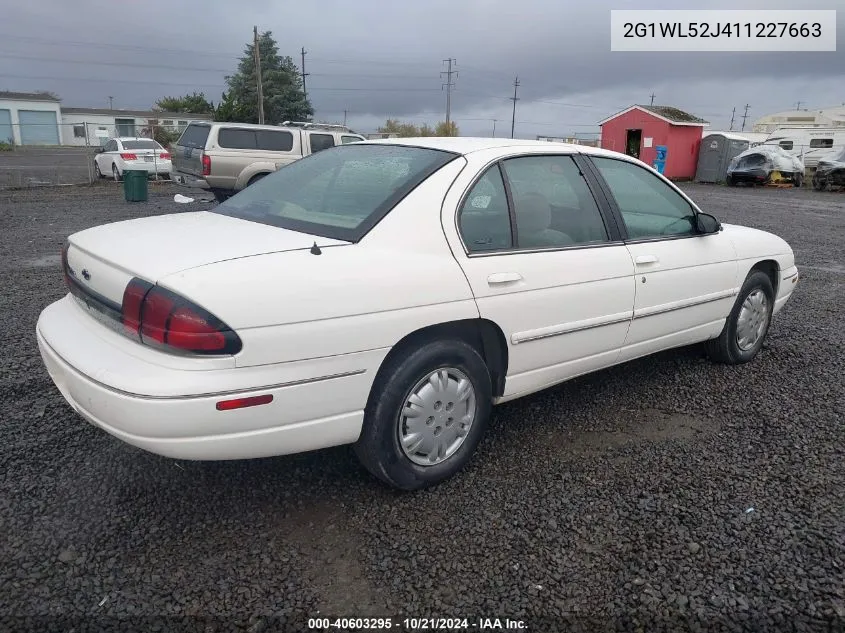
[813,175,826,191]
[706,271,775,364]
[354,338,492,490]
[94,162,102,179]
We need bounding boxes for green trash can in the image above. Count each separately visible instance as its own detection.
[123,168,149,202]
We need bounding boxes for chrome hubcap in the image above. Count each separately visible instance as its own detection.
[398,368,476,466]
[736,289,769,351]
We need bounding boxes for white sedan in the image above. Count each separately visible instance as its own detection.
[94,137,172,181]
[37,138,798,490]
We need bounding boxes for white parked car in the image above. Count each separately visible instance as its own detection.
[37,138,799,490]
[94,137,172,181]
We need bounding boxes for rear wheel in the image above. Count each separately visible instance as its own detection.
[354,338,492,490]
[247,173,268,187]
[112,164,122,182]
[706,271,774,365]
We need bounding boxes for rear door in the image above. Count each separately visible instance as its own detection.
[171,123,211,176]
[306,132,336,155]
[442,151,636,399]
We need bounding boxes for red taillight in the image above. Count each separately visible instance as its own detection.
[201,154,211,176]
[216,394,273,411]
[121,278,152,336]
[119,278,240,355]
[120,153,137,160]
[160,152,170,159]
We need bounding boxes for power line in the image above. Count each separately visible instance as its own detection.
[441,58,457,129]
[510,76,520,139]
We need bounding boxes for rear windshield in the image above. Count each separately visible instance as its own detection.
[122,140,161,150]
[177,124,210,149]
[212,144,459,242]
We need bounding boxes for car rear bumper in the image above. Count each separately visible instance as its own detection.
[171,170,210,190]
[36,296,374,460]
[124,161,172,174]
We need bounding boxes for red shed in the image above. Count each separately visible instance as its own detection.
[598,105,708,180]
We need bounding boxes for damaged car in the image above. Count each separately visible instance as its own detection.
[812,147,845,191]
[726,144,805,187]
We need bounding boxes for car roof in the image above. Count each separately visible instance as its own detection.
[359,136,620,159]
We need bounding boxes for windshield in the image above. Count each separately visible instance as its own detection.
[212,144,459,241]
[121,140,162,150]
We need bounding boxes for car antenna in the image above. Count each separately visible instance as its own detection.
[310,241,322,255]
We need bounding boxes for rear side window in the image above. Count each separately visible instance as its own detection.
[177,124,210,149]
[257,130,293,151]
[310,133,335,153]
[341,135,363,145]
[809,138,833,148]
[218,128,257,149]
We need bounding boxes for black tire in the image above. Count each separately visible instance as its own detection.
[794,173,804,188]
[94,162,102,179]
[210,189,230,203]
[247,173,268,186]
[112,164,122,182]
[725,175,736,187]
[706,271,775,365]
[354,338,493,490]
[813,176,826,191]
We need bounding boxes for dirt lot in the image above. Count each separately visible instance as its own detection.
[1,182,843,632]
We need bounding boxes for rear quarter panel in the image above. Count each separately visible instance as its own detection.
[159,156,479,367]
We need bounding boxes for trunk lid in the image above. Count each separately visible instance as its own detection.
[171,123,211,176]
[65,211,347,306]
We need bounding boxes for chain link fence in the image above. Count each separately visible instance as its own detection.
[0,122,179,189]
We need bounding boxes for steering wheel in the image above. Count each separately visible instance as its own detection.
[661,216,695,236]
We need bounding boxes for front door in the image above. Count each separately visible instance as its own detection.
[443,152,636,400]
[625,129,642,158]
[588,156,738,363]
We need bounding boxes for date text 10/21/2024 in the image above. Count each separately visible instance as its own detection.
[308,618,527,630]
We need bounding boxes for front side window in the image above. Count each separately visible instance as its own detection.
[459,165,512,252]
[213,144,458,241]
[502,155,608,248]
[591,157,696,240]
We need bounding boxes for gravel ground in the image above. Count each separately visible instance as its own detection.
[0,182,843,632]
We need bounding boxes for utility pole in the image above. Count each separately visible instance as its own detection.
[253,26,265,124]
[740,104,750,131]
[649,92,656,106]
[108,96,113,110]
[510,76,520,139]
[301,47,310,118]
[343,110,347,126]
[795,101,803,111]
[729,107,736,131]
[492,119,497,138]
[440,58,457,129]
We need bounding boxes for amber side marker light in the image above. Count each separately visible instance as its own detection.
[216,394,273,411]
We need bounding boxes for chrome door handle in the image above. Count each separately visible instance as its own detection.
[487,272,523,284]
[635,254,659,265]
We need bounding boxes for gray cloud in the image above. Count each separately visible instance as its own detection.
[2,0,843,137]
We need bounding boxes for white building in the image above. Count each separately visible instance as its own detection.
[60,107,213,147]
[753,106,845,134]
[0,91,63,145]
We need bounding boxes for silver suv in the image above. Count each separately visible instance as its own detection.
[171,121,365,201]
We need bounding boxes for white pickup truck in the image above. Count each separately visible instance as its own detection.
[171,121,365,201]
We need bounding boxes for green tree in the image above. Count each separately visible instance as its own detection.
[216,31,312,124]
[435,121,459,136]
[378,118,421,137]
[154,92,215,114]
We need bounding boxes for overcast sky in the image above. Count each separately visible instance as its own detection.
[2,0,843,138]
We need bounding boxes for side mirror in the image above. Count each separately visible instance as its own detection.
[696,212,721,234]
